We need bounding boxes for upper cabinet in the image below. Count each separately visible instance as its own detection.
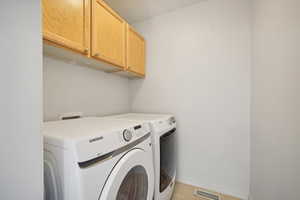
[42,0,145,78]
[42,0,89,54]
[91,0,126,68]
[126,25,146,77]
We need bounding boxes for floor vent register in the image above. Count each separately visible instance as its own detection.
[194,189,220,200]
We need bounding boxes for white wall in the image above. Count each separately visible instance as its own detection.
[251,0,300,199]
[130,0,251,198]
[43,56,130,121]
[0,1,43,200]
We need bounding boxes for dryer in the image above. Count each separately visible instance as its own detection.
[104,113,177,200]
[43,117,154,200]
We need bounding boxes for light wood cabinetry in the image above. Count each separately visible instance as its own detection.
[91,0,126,68]
[42,0,89,54]
[126,25,146,77]
[42,0,145,77]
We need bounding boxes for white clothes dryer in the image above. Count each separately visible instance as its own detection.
[43,117,154,200]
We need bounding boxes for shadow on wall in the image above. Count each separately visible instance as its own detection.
[43,56,131,121]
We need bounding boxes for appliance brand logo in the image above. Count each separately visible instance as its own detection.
[89,136,104,143]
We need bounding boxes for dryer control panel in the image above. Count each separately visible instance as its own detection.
[151,117,176,134]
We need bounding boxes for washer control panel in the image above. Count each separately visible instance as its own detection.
[76,121,150,163]
[119,123,150,143]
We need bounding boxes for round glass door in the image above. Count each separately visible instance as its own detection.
[116,166,148,200]
[99,148,154,200]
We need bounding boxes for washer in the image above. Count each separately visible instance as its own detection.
[104,113,177,200]
[43,117,154,200]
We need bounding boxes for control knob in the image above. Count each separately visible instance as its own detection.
[123,129,133,142]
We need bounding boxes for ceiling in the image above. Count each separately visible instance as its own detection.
[105,0,202,23]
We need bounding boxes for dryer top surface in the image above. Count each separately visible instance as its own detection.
[107,113,173,123]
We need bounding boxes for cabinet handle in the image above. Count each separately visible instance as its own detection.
[83,49,88,54]
[94,53,100,57]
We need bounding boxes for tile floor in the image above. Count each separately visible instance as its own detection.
[172,182,241,200]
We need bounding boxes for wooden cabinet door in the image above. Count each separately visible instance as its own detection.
[91,0,126,68]
[42,0,89,54]
[126,25,145,77]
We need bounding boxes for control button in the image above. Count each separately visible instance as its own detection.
[170,117,176,124]
[123,129,133,142]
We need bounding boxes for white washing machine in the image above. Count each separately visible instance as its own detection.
[104,113,177,200]
[43,117,154,200]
